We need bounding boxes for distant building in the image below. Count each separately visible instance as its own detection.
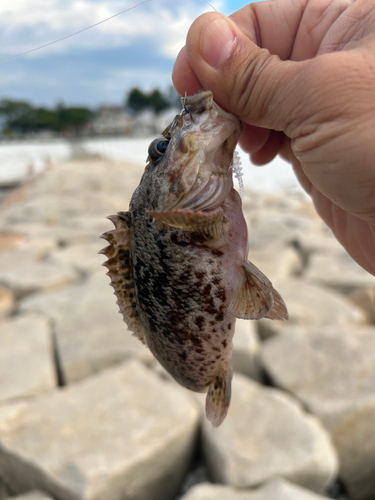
[131,110,158,136]
[131,108,180,137]
[89,106,132,136]
[154,108,180,133]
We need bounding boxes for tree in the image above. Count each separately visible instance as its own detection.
[126,88,150,114]
[148,89,170,114]
[125,87,178,115]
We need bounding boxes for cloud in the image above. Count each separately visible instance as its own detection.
[0,0,244,106]
[0,0,223,60]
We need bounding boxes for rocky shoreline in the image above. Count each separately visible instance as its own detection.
[0,157,374,500]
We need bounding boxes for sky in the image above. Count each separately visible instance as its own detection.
[0,0,261,108]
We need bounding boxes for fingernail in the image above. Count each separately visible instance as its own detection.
[200,17,236,68]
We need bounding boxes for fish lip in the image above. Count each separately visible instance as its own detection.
[184,90,240,130]
[185,90,213,109]
[186,91,240,123]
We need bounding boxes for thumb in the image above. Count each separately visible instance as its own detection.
[181,12,315,137]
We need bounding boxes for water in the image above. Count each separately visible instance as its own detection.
[0,137,306,196]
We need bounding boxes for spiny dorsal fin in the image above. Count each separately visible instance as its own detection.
[147,207,224,239]
[229,260,288,320]
[206,364,233,427]
[100,212,147,345]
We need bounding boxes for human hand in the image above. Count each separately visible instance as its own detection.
[172,0,375,276]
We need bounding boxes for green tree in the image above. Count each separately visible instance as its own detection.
[0,99,33,121]
[148,89,170,114]
[126,88,150,114]
[125,87,178,115]
[0,99,95,136]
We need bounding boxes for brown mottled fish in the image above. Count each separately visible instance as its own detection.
[101,90,288,426]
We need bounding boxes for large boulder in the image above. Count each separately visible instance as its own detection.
[49,241,105,274]
[20,270,151,383]
[247,246,303,283]
[303,253,375,295]
[201,375,338,494]
[258,279,366,339]
[232,319,262,381]
[180,478,332,500]
[349,286,375,324]
[12,492,53,500]
[0,240,78,296]
[261,326,375,500]
[0,314,55,404]
[0,360,200,500]
[242,191,323,251]
[0,285,15,319]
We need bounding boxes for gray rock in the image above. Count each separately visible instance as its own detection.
[0,262,79,297]
[201,374,338,493]
[304,253,375,295]
[0,231,26,251]
[0,478,9,500]
[49,241,106,274]
[13,491,53,500]
[21,271,151,383]
[0,239,55,264]
[0,285,15,319]
[0,160,145,260]
[247,246,303,283]
[0,314,56,404]
[232,319,262,381]
[349,286,375,324]
[0,240,78,296]
[0,360,200,500]
[258,279,366,339]
[6,217,112,247]
[1,160,141,229]
[180,478,330,500]
[292,229,347,258]
[244,202,323,251]
[260,326,375,500]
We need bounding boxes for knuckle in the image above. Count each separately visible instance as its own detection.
[228,48,278,123]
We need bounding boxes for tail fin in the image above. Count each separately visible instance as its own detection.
[205,365,233,427]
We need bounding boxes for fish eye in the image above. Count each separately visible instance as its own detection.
[148,136,169,163]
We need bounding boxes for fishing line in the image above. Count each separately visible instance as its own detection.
[0,0,217,64]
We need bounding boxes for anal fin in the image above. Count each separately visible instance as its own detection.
[147,207,224,239]
[206,364,232,427]
[229,260,288,320]
[100,212,147,346]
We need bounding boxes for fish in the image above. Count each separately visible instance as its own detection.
[100,90,288,427]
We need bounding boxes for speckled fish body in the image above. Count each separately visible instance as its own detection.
[101,91,288,426]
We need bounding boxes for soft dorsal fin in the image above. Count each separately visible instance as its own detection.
[147,207,224,239]
[100,211,147,346]
[229,260,288,320]
[206,363,233,427]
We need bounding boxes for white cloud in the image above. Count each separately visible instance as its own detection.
[0,0,223,60]
[0,0,227,106]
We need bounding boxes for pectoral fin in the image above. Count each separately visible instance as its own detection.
[206,364,233,427]
[148,207,224,239]
[229,260,288,320]
[264,288,289,320]
[100,212,147,346]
